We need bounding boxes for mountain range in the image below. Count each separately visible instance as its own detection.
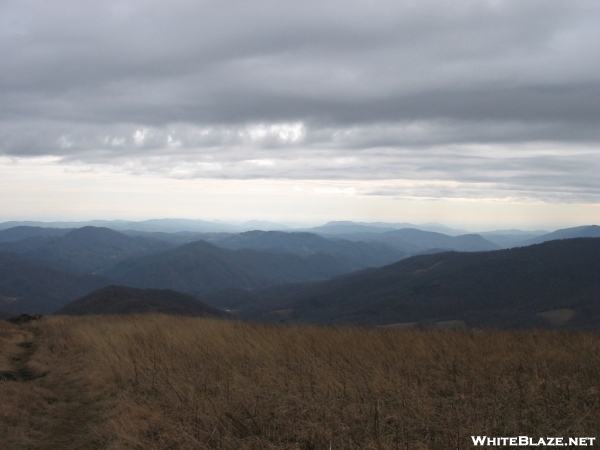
[0,219,289,233]
[302,221,470,236]
[0,218,540,238]
[200,238,600,330]
[2,222,599,327]
[317,228,500,253]
[0,226,173,274]
[0,219,573,250]
[0,226,408,314]
[0,226,72,243]
[201,230,407,269]
[103,240,358,295]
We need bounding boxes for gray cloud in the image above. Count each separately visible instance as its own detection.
[1,0,599,203]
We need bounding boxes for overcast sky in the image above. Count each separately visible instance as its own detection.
[1,0,599,229]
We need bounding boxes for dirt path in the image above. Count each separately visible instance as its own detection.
[0,327,38,382]
[14,333,45,381]
[0,323,103,450]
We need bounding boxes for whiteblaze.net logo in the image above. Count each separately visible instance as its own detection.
[471,436,596,446]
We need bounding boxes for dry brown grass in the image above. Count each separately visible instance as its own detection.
[2,315,600,449]
[0,320,32,372]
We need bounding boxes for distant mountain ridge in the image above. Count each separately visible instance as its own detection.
[3,220,597,250]
[304,221,470,236]
[0,219,290,233]
[318,228,499,253]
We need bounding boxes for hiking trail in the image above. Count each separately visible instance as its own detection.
[1,321,102,450]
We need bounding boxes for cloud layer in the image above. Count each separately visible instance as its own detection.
[1,0,599,204]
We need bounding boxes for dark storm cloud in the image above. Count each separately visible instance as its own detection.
[1,0,599,202]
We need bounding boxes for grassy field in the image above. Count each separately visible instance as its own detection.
[1,315,599,449]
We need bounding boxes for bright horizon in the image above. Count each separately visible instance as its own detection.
[1,1,599,232]
[1,162,598,232]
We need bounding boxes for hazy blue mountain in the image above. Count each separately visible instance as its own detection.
[306,221,397,234]
[121,230,407,270]
[479,234,545,248]
[0,252,110,314]
[201,238,600,330]
[519,225,600,246]
[0,219,470,235]
[0,226,174,274]
[0,220,136,230]
[121,230,212,245]
[117,219,289,233]
[408,223,470,236]
[303,221,470,236]
[114,218,241,233]
[478,229,550,248]
[103,240,356,295]
[0,219,241,233]
[56,285,228,318]
[0,226,72,243]
[0,236,59,254]
[319,228,499,253]
[386,228,498,252]
[480,229,549,236]
[204,231,407,270]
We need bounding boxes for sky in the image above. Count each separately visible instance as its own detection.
[1,0,599,231]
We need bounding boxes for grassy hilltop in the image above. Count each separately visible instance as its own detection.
[1,315,599,449]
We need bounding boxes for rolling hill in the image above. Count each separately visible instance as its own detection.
[200,238,600,330]
[103,240,356,295]
[56,285,228,317]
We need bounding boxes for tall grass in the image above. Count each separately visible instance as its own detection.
[8,315,600,449]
